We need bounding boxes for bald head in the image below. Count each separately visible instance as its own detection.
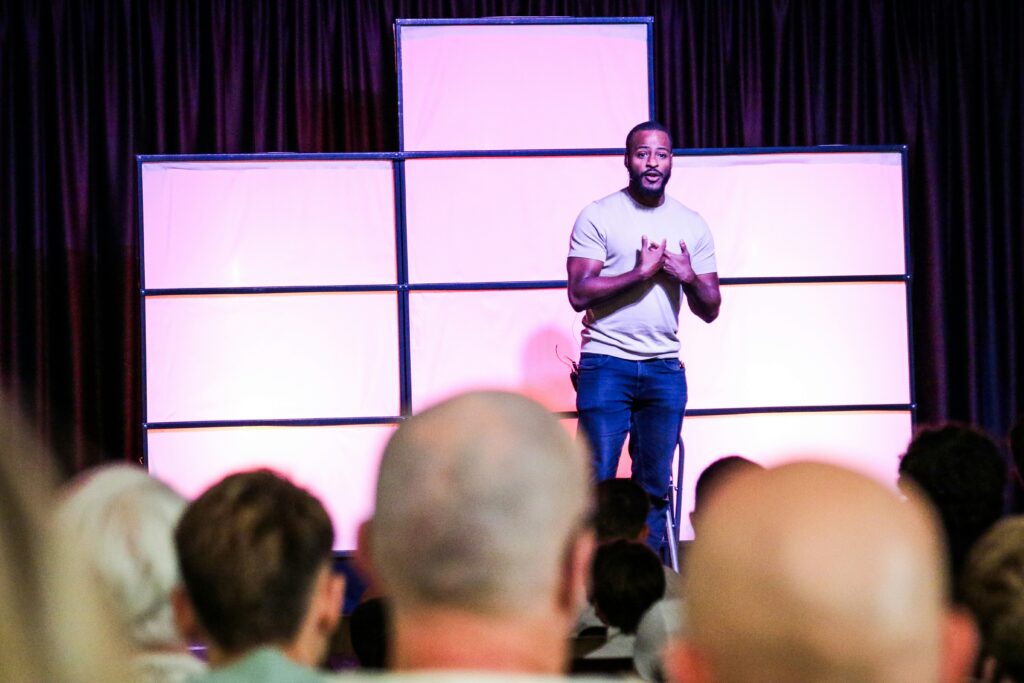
[369,391,591,618]
[680,462,952,683]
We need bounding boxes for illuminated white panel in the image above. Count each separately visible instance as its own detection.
[141,160,396,288]
[145,293,399,422]
[675,411,914,540]
[399,23,649,150]
[409,289,580,413]
[147,424,395,551]
[673,152,905,277]
[405,156,624,283]
[680,283,910,409]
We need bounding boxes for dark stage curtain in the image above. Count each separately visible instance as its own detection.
[1,1,1021,474]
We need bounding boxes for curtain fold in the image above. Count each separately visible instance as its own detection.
[1,0,1021,473]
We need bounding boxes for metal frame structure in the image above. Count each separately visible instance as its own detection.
[137,15,913,557]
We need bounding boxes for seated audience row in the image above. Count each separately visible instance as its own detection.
[7,389,1024,683]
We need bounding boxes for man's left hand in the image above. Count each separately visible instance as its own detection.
[663,240,697,284]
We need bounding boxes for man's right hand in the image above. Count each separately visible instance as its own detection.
[637,235,667,279]
[567,236,666,312]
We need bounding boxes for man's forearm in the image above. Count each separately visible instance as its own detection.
[568,267,649,312]
[682,278,721,323]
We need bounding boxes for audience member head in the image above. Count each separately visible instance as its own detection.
[899,423,1007,595]
[595,478,651,543]
[173,469,344,668]
[591,540,666,634]
[670,461,977,683]
[361,390,593,672]
[962,516,1024,682]
[691,455,763,530]
[350,597,389,670]
[58,464,188,651]
[0,400,132,682]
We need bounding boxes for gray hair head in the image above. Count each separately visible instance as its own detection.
[371,391,591,616]
[58,465,188,649]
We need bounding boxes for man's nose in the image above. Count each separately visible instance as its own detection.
[646,156,658,167]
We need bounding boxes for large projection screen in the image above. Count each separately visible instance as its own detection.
[139,146,910,551]
[397,20,652,151]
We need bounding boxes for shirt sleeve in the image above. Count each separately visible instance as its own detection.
[567,204,607,262]
[689,215,718,275]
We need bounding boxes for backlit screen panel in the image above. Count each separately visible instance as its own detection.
[409,289,580,413]
[404,151,904,284]
[679,283,911,409]
[405,156,624,283]
[675,411,914,540]
[141,160,396,288]
[147,425,396,551]
[672,152,905,277]
[145,293,400,422]
[399,22,650,150]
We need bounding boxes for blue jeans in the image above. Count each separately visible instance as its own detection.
[575,352,687,558]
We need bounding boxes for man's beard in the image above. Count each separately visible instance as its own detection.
[628,167,670,201]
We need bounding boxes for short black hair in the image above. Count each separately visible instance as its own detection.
[899,423,1006,596]
[595,478,650,543]
[625,121,673,153]
[175,469,334,654]
[350,597,389,670]
[590,540,665,634]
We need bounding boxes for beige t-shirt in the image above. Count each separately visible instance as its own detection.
[568,189,717,360]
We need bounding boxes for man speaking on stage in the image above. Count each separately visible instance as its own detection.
[567,121,721,559]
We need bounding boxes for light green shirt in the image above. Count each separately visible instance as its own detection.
[195,648,326,683]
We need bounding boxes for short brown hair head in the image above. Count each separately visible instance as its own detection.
[174,469,334,654]
[591,540,665,634]
[595,478,650,543]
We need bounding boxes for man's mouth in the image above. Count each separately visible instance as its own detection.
[644,172,661,181]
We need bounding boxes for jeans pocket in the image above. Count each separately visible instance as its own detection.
[658,358,684,371]
[579,353,613,370]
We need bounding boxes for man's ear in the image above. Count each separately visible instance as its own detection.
[940,607,979,683]
[171,585,203,644]
[664,639,714,683]
[558,528,596,615]
[314,568,346,636]
[354,518,376,585]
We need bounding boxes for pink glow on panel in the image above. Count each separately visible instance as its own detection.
[672,153,905,277]
[675,411,914,540]
[142,161,396,288]
[400,24,649,150]
[147,425,395,551]
[410,289,581,413]
[145,293,399,422]
[405,156,625,282]
[679,283,910,409]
